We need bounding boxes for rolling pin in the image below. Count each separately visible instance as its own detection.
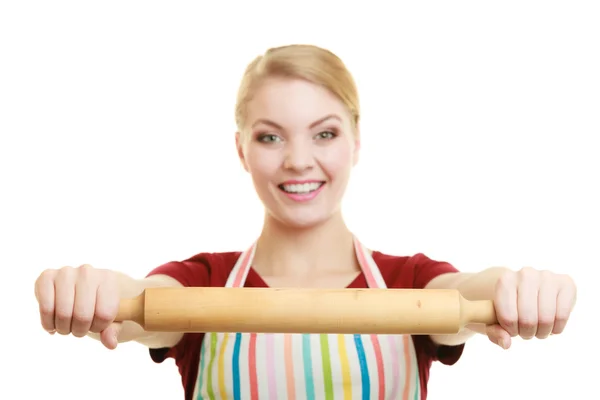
[115,287,498,335]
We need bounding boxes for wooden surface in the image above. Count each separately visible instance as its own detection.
[116,287,497,334]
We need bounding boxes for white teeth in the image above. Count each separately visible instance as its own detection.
[281,182,323,194]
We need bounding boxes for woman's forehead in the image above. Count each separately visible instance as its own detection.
[246,78,351,129]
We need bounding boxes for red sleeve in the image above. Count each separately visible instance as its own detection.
[410,253,465,366]
[146,258,210,288]
[411,252,459,290]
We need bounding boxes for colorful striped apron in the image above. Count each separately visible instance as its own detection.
[192,237,421,399]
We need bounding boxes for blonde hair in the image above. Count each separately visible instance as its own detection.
[235,44,360,133]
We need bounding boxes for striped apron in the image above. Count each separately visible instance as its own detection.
[192,237,421,399]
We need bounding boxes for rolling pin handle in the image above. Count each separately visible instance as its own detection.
[115,292,145,327]
[460,296,498,327]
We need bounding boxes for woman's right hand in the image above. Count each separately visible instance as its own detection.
[34,264,122,349]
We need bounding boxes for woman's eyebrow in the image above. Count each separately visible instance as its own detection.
[251,114,342,130]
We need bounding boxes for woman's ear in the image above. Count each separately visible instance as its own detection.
[235,132,250,172]
[353,123,361,166]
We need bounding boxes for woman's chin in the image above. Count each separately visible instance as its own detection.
[268,209,334,230]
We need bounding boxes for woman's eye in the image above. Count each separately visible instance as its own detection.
[316,131,336,140]
[258,134,281,143]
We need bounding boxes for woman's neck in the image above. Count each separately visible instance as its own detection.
[252,211,359,279]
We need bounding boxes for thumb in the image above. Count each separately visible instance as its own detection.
[100,322,123,350]
[485,324,512,350]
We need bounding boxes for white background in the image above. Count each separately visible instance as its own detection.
[1,1,599,399]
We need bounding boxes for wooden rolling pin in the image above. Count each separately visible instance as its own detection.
[115,287,498,335]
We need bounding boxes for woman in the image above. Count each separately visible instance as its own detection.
[34,44,577,400]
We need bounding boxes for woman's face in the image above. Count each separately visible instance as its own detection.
[237,77,360,229]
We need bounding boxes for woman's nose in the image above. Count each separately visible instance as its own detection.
[283,141,315,171]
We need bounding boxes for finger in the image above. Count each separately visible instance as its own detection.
[485,324,512,349]
[35,269,58,333]
[100,322,122,350]
[90,274,119,334]
[553,277,576,334]
[517,268,539,339]
[494,272,519,336]
[54,267,77,335]
[536,272,557,339]
[71,265,97,338]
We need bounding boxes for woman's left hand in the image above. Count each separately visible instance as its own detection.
[486,267,577,349]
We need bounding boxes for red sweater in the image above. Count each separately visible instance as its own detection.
[147,250,465,400]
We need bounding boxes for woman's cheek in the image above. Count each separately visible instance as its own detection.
[247,148,280,177]
[318,145,354,176]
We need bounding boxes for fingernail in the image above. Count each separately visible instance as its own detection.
[47,329,56,335]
